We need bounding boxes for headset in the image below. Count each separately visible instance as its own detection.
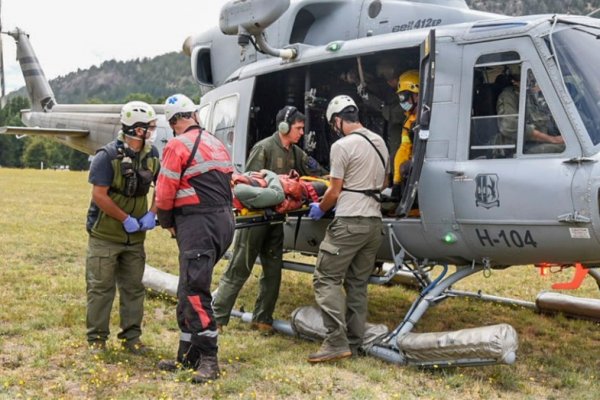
[278,106,298,135]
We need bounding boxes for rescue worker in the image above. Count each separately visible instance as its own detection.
[85,101,160,354]
[307,95,388,362]
[496,70,564,156]
[213,105,324,334]
[392,69,419,200]
[155,94,234,384]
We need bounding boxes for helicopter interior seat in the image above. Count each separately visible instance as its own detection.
[470,82,500,159]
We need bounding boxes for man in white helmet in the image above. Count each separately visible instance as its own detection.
[306,95,388,363]
[155,94,235,384]
[85,101,160,354]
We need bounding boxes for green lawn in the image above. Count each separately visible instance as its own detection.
[0,168,598,399]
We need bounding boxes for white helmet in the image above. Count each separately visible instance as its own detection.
[164,94,197,121]
[326,95,358,122]
[120,101,157,127]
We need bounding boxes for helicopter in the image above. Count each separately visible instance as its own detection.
[3,0,600,367]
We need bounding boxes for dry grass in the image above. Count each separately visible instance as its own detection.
[0,168,598,399]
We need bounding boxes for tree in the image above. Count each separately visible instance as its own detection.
[21,138,48,168]
[0,96,31,167]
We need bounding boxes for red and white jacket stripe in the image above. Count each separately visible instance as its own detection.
[156,128,233,212]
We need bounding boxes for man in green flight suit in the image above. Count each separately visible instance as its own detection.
[496,69,564,156]
[213,105,324,332]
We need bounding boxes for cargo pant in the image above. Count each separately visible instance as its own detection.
[86,236,146,344]
[313,217,383,350]
[213,223,284,326]
[175,207,234,356]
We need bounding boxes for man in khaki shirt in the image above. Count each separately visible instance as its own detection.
[307,95,389,362]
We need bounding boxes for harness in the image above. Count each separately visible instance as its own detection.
[181,125,203,176]
[341,131,386,202]
[97,141,155,198]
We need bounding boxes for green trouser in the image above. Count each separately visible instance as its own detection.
[213,224,283,326]
[313,217,383,350]
[85,236,146,344]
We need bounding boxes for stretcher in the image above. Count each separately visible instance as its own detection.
[234,206,310,229]
[232,170,328,229]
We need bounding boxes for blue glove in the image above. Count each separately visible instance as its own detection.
[308,202,326,220]
[123,215,141,233]
[139,211,156,231]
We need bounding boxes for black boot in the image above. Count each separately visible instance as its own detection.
[191,354,220,384]
[157,340,200,371]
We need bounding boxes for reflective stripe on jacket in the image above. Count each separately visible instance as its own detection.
[156,127,233,227]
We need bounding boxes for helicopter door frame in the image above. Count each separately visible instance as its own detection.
[397,29,436,217]
[199,77,256,172]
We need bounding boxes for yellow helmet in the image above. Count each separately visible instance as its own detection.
[396,70,420,94]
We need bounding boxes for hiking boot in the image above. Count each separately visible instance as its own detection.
[122,340,150,355]
[250,321,274,335]
[307,343,352,363]
[350,345,364,357]
[88,341,106,355]
[157,341,200,371]
[157,359,189,372]
[191,355,220,384]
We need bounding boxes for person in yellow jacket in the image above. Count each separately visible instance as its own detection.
[392,70,419,200]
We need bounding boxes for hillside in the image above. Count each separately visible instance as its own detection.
[10,51,197,104]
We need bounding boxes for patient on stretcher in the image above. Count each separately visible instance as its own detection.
[232,169,327,215]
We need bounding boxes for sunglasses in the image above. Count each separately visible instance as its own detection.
[168,114,180,125]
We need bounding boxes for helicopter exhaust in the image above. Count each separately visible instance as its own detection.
[220,0,297,61]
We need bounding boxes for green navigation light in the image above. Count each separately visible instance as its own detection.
[326,41,343,52]
[443,232,457,244]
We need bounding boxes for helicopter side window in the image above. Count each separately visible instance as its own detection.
[211,95,238,149]
[468,53,520,160]
[521,70,565,155]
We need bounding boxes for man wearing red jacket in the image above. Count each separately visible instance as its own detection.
[155,94,234,384]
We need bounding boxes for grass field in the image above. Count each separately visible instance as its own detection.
[0,168,599,399]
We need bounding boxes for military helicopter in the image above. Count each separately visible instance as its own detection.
[3,0,600,367]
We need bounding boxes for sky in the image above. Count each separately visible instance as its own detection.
[2,0,230,93]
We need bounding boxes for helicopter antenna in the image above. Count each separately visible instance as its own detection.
[0,0,6,108]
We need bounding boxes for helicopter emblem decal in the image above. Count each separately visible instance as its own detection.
[475,174,500,209]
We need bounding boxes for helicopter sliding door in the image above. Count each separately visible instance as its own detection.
[451,38,589,265]
[199,77,256,173]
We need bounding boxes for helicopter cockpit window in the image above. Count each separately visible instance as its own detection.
[551,25,600,145]
[521,70,564,155]
[211,95,238,148]
[468,53,520,159]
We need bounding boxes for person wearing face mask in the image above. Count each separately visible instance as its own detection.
[391,69,420,201]
[155,94,235,384]
[306,95,388,362]
[85,101,160,355]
